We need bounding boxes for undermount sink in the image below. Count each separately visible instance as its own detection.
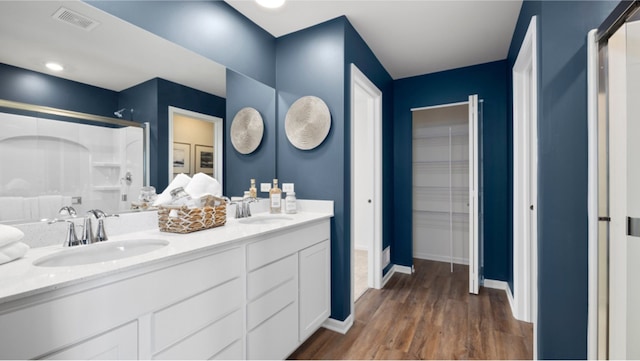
[34,239,169,267]
[238,215,294,225]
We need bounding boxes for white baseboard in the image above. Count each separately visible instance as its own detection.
[381,264,414,287]
[322,314,353,334]
[413,252,469,265]
[483,279,516,318]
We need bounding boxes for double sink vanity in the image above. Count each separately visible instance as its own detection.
[0,200,333,360]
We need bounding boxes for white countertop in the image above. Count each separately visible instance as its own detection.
[0,202,333,305]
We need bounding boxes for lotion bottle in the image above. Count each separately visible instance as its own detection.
[285,192,297,214]
[249,179,257,198]
[269,179,282,213]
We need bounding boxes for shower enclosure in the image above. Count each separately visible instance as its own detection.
[0,100,148,223]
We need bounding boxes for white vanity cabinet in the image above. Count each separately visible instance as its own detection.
[245,220,331,360]
[0,217,331,360]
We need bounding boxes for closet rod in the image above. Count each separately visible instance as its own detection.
[410,99,484,112]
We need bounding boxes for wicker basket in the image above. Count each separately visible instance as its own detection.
[157,196,227,234]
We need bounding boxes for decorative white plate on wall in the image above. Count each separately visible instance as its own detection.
[285,96,331,150]
[230,107,264,154]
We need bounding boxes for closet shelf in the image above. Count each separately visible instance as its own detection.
[93,186,121,191]
[413,209,469,215]
[413,132,468,140]
[92,162,121,168]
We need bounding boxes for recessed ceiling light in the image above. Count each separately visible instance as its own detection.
[256,0,285,9]
[45,62,64,72]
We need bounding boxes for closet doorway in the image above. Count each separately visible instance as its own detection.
[411,96,480,294]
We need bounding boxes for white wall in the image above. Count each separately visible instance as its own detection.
[412,105,469,264]
[0,112,142,222]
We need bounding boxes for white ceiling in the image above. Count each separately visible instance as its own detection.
[225,0,523,79]
[0,1,227,97]
[0,0,522,98]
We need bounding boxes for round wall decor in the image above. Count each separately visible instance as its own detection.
[285,96,331,150]
[230,107,264,154]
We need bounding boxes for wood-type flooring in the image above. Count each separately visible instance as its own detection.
[289,258,533,360]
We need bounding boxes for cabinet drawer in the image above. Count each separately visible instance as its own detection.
[247,301,298,360]
[153,277,243,353]
[211,339,243,360]
[153,309,242,360]
[247,220,329,270]
[247,254,297,301]
[45,321,137,360]
[0,246,243,360]
[247,278,296,331]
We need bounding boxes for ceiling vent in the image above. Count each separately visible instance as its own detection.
[52,7,100,31]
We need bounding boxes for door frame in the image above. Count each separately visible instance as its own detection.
[350,64,383,315]
[512,15,539,346]
[410,98,480,292]
[168,106,223,186]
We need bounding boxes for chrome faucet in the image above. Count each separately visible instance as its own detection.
[87,209,119,242]
[48,206,82,247]
[234,197,257,219]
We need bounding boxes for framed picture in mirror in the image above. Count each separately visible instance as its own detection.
[173,142,190,173]
[195,144,214,176]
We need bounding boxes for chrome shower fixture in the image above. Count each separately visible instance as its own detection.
[114,108,134,118]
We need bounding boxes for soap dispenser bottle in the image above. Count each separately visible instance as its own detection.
[249,178,257,198]
[269,179,282,213]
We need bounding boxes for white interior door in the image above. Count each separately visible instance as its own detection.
[512,17,538,328]
[608,20,640,359]
[350,64,383,318]
[468,94,479,294]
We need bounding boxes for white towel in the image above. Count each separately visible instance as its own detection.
[153,173,192,206]
[185,173,222,198]
[0,224,24,248]
[0,241,29,265]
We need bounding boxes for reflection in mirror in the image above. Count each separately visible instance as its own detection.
[169,107,224,187]
[0,100,147,224]
[0,1,228,223]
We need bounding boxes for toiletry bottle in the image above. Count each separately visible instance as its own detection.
[269,179,282,214]
[285,191,297,214]
[249,178,257,198]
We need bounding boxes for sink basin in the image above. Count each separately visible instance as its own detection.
[238,215,294,225]
[34,239,169,267]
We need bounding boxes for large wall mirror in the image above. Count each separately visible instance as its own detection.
[0,0,231,224]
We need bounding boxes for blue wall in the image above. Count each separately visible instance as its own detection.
[275,16,395,321]
[87,0,276,87]
[121,78,226,192]
[225,69,276,197]
[507,1,619,358]
[344,20,395,268]
[393,61,510,282]
[0,63,118,117]
[275,17,349,320]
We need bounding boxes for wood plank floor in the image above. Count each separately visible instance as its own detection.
[289,259,533,360]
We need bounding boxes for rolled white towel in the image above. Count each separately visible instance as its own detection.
[0,241,29,265]
[185,173,222,198]
[153,173,192,206]
[0,224,25,248]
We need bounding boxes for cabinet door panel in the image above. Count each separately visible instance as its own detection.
[153,277,243,352]
[45,321,137,360]
[247,302,298,360]
[247,254,297,301]
[299,240,331,340]
[153,309,242,360]
[247,278,296,331]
